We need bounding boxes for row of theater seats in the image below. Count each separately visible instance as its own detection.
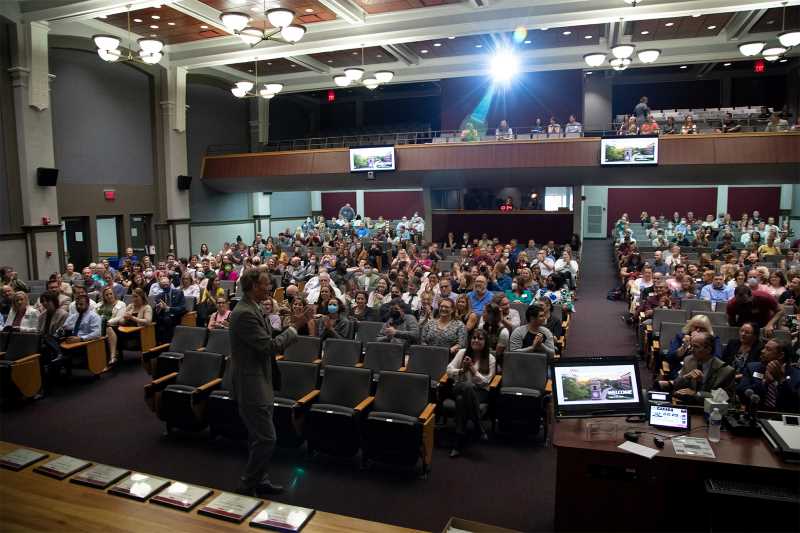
[144,332,551,475]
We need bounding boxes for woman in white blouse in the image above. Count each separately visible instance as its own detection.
[5,291,40,332]
[98,286,126,365]
[179,272,200,300]
[554,250,579,288]
[446,329,496,458]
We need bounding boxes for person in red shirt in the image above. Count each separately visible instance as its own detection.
[726,286,783,336]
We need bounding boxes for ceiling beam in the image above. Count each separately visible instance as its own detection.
[21,0,173,23]
[317,0,366,25]
[287,55,332,73]
[383,43,420,66]
[725,8,768,41]
[170,0,229,34]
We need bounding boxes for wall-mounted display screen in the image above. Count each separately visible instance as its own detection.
[601,137,658,166]
[349,146,395,172]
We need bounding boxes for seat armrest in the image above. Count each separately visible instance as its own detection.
[354,362,364,368]
[312,358,322,364]
[489,374,502,390]
[438,372,449,384]
[418,403,436,423]
[545,379,553,393]
[144,342,170,356]
[13,353,41,365]
[353,396,374,413]
[652,339,661,352]
[145,371,178,392]
[117,326,143,334]
[195,378,222,393]
[275,355,286,361]
[296,389,320,406]
[398,366,407,372]
[61,337,103,350]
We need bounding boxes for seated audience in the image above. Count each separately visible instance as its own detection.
[37,290,68,367]
[659,331,735,405]
[699,272,733,306]
[764,112,789,132]
[446,329,495,458]
[377,299,419,351]
[97,286,126,365]
[208,296,231,330]
[460,122,480,142]
[63,294,102,343]
[153,276,186,343]
[508,303,555,359]
[737,339,799,413]
[0,266,28,293]
[421,298,465,356]
[639,115,660,135]
[316,297,354,342]
[5,291,39,332]
[495,119,513,140]
[467,275,493,315]
[349,290,377,321]
[665,315,722,376]
[716,112,741,133]
[721,322,762,378]
[680,115,698,134]
[121,288,153,326]
[563,115,582,135]
[546,117,562,136]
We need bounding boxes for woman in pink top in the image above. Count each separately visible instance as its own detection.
[207,297,231,330]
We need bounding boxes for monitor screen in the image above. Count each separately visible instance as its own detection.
[649,404,690,430]
[600,137,659,166]
[349,146,395,172]
[551,356,645,419]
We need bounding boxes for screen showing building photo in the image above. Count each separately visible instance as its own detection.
[600,137,658,165]
[349,146,395,172]
[553,364,639,406]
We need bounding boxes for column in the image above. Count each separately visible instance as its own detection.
[160,65,191,258]
[355,190,365,216]
[790,185,800,237]
[249,97,269,150]
[422,187,432,242]
[716,185,728,216]
[311,191,322,218]
[11,21,62,278]
[583,72,613,132]
[572,185,582,237]
[252,192,270,235]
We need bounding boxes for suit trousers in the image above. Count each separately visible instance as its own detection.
[238,403,277,487]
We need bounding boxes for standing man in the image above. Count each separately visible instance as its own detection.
[339,203,356,222]
[633,96,650,126]
[230,269,313,496]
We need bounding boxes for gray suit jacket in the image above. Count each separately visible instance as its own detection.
[229,296,297,407]
[673,355,735,403]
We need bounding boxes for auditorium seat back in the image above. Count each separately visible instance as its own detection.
[283,336,321,363]
[318,365,372,407]
[372,370,429,418]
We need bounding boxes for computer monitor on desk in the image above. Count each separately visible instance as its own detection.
[551,356,646,419]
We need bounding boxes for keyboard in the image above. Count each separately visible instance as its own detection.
[705,479,800,504]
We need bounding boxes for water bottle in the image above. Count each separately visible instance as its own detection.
[708,408,722,443]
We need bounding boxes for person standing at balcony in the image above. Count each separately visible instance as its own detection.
[633,96,650,126]
[338,203,355,222]
[495,120,513,140]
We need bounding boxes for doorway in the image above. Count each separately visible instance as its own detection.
[63,217,92,270]
[130,215,151,257]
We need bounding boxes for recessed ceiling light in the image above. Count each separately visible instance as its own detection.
[433,42,442,47]
[641,30,649,35]
[707,25,716,30]
[376,53,382,57]
[723,62,731,66]
[421,49,429,53]
[680,65,688,69]
[99,14,107,19]
[250,6,260,12]
[524,40,531,44]
[151,15,160,20]
[200,25,208,29]
[562,30,571,35]
[305,8,314,13]
[448,36,456,39]
[133,18,142,22]
[248,69,253,72]
[766,19,775,25]
[779,58,788,62]
[150,24,158,29]
[692,14,701,18]
[168,21,175,26]
[475,44,483,48]
[150,34,157,37]
[541,27,549,31]
[585,35,592,39]
[327,59,333,63]
[267,62,272,65]
[665,22,674,27]
[586,71,593,74]
[290,64,295,67]
[352,51,358,55]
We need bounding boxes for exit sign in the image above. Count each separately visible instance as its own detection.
[753,59,765,73]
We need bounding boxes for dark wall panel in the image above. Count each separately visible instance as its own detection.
[440,70,583,131]
[612,79,721,117]
[607,187,717,233]
[50,48,153,185]
[364,191,424,220]
[727,186,781,219]
[432,213,573,244]
[322,191,356,219]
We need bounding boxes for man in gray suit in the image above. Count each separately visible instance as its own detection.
[230,269,313,496]
[662,330,735,405]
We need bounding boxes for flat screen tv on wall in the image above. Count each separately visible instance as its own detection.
[600,136,658,166]
[349,146,396,172]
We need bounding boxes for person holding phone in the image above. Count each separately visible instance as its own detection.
[446,330,496,458]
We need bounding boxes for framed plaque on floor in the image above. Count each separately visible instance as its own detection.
[250,502,315,532]
[150,482,213,511]
[71,464,130,489]
[34,456,92,480]
[0,448,48,471]
[108,473,170,501]
[199,492,262,523]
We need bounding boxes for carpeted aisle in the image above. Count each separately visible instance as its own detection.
[1,358,555,532]
[565,239,638,357]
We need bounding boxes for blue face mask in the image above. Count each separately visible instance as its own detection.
[327,305,339,314]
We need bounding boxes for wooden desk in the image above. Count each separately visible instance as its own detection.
[0,441,421,533]
[552,415,800,532]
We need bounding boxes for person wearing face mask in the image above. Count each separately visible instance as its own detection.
[316,297,354,342]
[377,300,419,351]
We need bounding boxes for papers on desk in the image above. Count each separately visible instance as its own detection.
[34,455,91,479]
[151,482,212,511]
[109,473,170,501]
[672,437,716,459]
[618,441,660,459]
[198,492,261,523]
[251,502,315,531]
[0,448,48,470]
[71,464,129,488]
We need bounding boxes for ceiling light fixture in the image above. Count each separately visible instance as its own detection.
[562,30,572,35]
[374,70,394,83]
[679,65,688,69]
[707,25,717,30]
[433,42,442,47]
[333,46,395,90]
[524,40,531,44]
[610,57,631,71]
[585,35,593,39]
[762,46,787,61]
[583,52,606,67]
[231,60,284,100]
[623,0,642,6]
[640,30,649,35]
[93,8,164,65]
[333,75,350,87]
[739,41,766,56]
[475,43,483,48]
[220,1,306,47]
[344,67,364,80]
[420,49,429,54]
[637,49,660,63]
[490,49,518,83]
[723,62,732,66]
[777,2,800,48]
[665,22,674,27]
[363,77,379,90]
[611,44,635,59]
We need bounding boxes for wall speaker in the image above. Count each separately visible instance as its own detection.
[37,167,59,187]
[177,175,192,190]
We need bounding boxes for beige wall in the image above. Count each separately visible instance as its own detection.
[0,236,29,280]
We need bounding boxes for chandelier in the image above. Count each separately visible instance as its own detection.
[93,7,164,65]
[220,0,306,47]
[231,60,284,99]
[582,36,660,70]
[738,3,798,60]
[332,46,395,89]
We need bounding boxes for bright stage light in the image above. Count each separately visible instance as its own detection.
[490,50,518,83]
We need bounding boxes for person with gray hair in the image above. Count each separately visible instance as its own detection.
[659,330,735,405]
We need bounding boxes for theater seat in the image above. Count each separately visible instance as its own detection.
[355,321,383,344]
[306,365,373,457]
[0,333,42,402]
[207,370,247,441]
[145,350,224,434]
[144,325,208,377]
[202,329,231,358]
[278,336,321,364]
[493,352,549,439]
[361,342,404,387]
[180,296,198,327]
[60,336,108,376]
[322,338,362,368]
[362,370,436,477]
[273,361,320,447]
